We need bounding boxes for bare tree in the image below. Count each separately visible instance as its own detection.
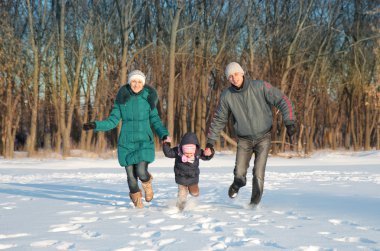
[167,0,184,142]
[56,0,90,156]
[2,0,380,158]
[0,1,24,158]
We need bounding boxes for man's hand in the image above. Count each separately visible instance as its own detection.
[286,124,296,137]
[83,122,96,131]
[204,148,212,156]
[205,143,215,156]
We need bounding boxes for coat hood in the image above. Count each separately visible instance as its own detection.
[179,132,200,148]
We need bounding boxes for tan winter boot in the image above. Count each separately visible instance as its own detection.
[129,190,143,208]
[141,173,154,202]
[176,185,189,211]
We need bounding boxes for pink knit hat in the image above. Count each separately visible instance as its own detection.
[182,144,196,154]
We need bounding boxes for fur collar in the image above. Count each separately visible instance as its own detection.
[116,84,158,109]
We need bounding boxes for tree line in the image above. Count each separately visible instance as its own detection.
[0,0,379,159]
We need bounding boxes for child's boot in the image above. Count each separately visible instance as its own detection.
[141,173,154,202]
[188,184,199,197]
[129,190,144,208]
[176,185,188,211]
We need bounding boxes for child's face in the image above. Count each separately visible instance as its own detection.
[183,152,194,158]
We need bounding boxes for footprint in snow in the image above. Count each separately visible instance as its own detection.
[160,225,184,231]
[156,238,177,247]
[127,238,155,247]
[1,206,16,210]
[210,241,228,250]
[318,231,332,236]
[30,240,59,248]
[130,231,160,238]
[149,218,165,225]
[113,247,136,251]
[333,236,376,244]
[30,240,75,250]
[69,216,99,224]
[195,216,213,223]
[55,241,75,250]
[66,202,80,205]
[164,207,187,219]
[128,224,147,230]
[328,218,359,227]
[0,243,18,249]
[186,221,227,233]
[70,229,102,239]
[82,211,97,215]
[0,202,15,206]
[272,210,286,215]
[233,227,263,237]
[100,210,117,215]
[48,223,82,232]
[57,210,80,215]
[108,215,129,220]
[209,235,262,250]
[298,245,324,251]
[0,233,30,239]
[251,214,264,220]
[111,200,126,206]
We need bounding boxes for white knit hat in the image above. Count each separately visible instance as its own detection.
[128,70,146,85]
[225,62,244,78]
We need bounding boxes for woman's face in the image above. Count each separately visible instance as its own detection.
[130,79,144,93]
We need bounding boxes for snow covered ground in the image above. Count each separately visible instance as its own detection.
[0,150,379,251]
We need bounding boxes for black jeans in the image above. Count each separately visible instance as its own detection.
[125,161,150,193]
[233,132,271,202]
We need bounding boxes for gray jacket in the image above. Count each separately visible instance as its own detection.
[207,78,295,145]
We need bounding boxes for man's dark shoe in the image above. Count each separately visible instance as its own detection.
[250,177,262,205]
[228,183,239,198]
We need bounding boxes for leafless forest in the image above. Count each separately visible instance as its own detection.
[0,0,379,158]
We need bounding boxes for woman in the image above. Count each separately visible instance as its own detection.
[83,70,169,208]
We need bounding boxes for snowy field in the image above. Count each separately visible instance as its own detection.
[0,150,380,251]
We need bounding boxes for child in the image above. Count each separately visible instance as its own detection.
[163,132,214,210]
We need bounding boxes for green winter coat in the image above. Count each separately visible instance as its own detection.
[94,84,168,167]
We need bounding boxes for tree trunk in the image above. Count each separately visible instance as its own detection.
[271,111,278,155]
[200,72,208,147]
[57,0,88,156]
[26,0,40,156]
[2,81,21,158]
[80,71,92,149]
[57,0,70,156]
[180,59,188,136]
[167,3,184,139]
[377,125,380,150]
[350,108,359,151]
[116,0,133,85]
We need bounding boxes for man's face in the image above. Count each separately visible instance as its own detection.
[130,79,144,93]
[228,72,244,88]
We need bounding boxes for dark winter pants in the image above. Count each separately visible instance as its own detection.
[233,132,271,204]
[125,161,150,193]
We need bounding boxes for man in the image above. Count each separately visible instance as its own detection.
[205,62,296,205]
